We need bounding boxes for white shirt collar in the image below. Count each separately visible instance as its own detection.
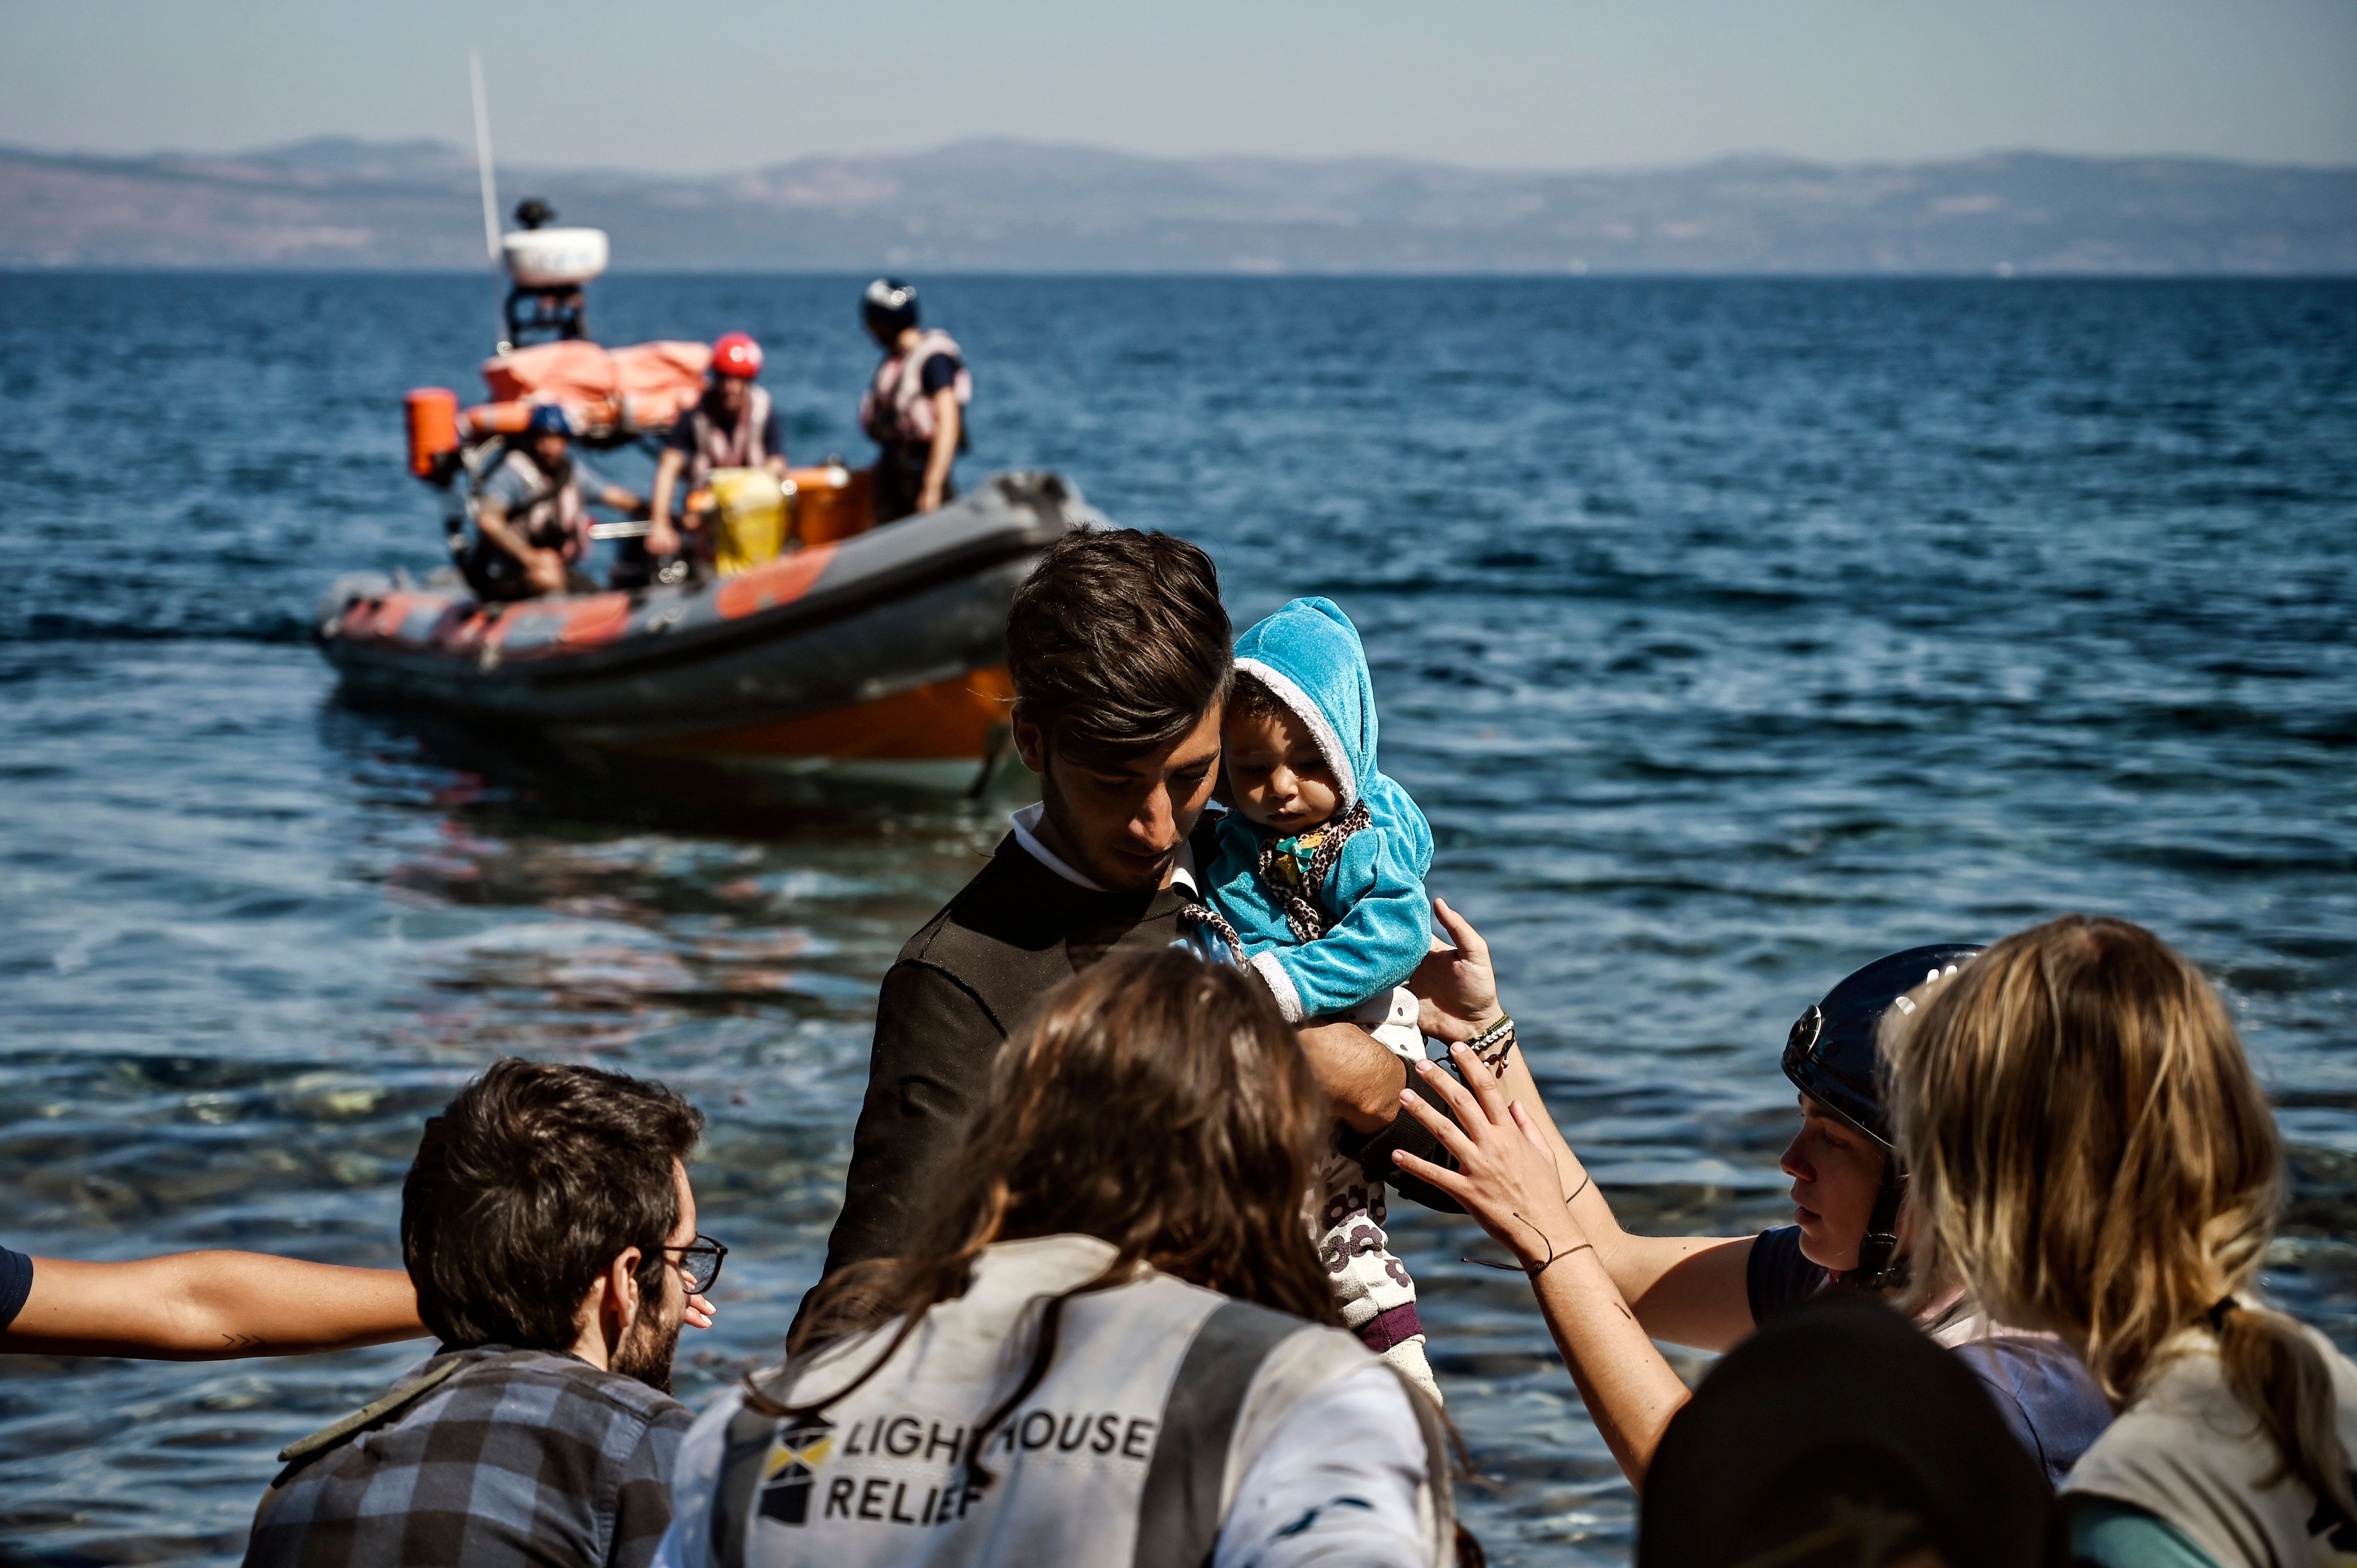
[1009,802,1200,896]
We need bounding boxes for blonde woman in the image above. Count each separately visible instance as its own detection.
[1885,914,2357,1568]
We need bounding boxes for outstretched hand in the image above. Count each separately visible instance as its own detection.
[1394,1043,1584,1270]
[1410,898,1500,1043]
[1398,1044,1696,1490]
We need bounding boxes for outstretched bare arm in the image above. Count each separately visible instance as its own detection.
[4,1252,427,1360]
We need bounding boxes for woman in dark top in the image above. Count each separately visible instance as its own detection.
[1392,946,2114,1488]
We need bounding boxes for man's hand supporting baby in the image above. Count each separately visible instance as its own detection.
[1292,898,1495,1129]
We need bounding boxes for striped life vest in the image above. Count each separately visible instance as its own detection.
[682,385,775,491]
[699,1235,1452,1568]
[858,330,972,448]
[488,447,590,562]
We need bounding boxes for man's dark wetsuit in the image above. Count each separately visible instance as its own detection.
[810,811,1463,1317]
[815,818,1217,1285]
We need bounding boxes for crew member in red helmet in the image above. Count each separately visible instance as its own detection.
[638,332,787,574]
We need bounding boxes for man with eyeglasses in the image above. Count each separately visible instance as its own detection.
[247,1059,727,1568]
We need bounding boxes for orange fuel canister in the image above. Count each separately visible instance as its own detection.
[788,463,875,546]
[405,388,461,478]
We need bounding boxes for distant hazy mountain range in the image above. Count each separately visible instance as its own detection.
[5,136,2352,274]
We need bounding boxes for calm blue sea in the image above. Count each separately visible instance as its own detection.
[0,273,2352,1565]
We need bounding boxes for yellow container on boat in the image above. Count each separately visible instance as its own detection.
[710,468,791,576]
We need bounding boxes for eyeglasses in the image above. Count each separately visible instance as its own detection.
[662,1235,728,1295]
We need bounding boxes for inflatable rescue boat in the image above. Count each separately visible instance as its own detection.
[318,201,1098,787]
[319,471,1092,788]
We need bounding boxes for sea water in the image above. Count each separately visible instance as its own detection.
[0,273,2351,1564]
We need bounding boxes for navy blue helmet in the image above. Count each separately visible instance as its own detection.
[1783,945,1982,1153]
[862,277,919,339]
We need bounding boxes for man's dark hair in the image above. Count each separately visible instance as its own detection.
[1005,529,1232,761]
[402,1059,705,1351]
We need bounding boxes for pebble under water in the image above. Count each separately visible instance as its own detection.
[0,272,2352,1564]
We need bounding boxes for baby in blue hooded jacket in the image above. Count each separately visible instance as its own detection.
[1197,596,1441,1400]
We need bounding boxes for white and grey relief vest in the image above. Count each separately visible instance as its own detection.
[701,1235,1452,1568]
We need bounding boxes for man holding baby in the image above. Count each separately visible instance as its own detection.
[807,529,1536,1372]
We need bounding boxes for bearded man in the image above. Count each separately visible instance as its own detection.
[246,1060,718,1568]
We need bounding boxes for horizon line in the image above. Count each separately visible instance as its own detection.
[7,133,2355,184]
[7,266,2352,281]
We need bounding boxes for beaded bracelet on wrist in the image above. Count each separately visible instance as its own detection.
[1464,1013,1516,1076]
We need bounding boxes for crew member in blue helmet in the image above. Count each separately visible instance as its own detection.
[1391,946,2117,1489]
[466,404,645,601]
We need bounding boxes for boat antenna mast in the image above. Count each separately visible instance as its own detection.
[469,47,510,350]
[468,46,601,350]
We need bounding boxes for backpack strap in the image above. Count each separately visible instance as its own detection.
[265,1351,475,1488]
[711,1399,785,1568]
[1133,1299,1304,1568]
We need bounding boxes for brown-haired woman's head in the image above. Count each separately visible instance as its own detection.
[786,947,1339,1407]
[1884,914,2350,1516]
[953,946,1334,1305]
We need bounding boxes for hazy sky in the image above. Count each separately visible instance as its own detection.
[4,0,2352,172]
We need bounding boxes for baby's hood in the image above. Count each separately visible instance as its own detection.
[1232,596,1381,813]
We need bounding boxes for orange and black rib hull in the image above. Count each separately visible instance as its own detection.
[316,472,1090,784]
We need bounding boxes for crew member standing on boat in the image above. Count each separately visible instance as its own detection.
[466,405,644,602]
[639,332,786,576]
[857,278,971,523]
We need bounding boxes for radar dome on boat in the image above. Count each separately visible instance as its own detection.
[502,228,609,288]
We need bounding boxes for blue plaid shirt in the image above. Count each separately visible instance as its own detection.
[246,1345,689,1568]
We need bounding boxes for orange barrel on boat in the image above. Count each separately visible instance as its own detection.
[405,388,461,477]
[461,400,537,438]
[788,463,875,546]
